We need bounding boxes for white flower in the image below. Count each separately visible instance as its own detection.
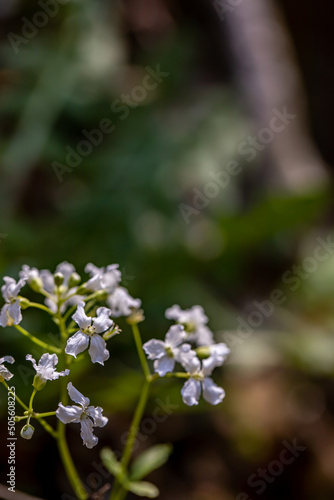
[143,325,196,377]
[106,287,141,317]
[20,262,82,314]
[165,305,214,346]
[0,277,26,327]
[56,382,108,449]
[85,263,121,293]
[26,353,69,382]
[181,357,225,407]
[0,355,15,381]
[65,302,113,365]
[206,343,230,369]
[19,265,39,283]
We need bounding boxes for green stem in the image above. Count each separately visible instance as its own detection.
[14,324,61,353]
[110,381,151,500]
[131,323,151,381]
[1,381,58,437]
[34,411,56,418]
[56,313,88,500]
[15,415,28,422]
[25,301,54,315]
[110,323,152,500]
[57,424,88,500]
[29,389,37,412]
[2,381,28,411]
[38,417,59,438]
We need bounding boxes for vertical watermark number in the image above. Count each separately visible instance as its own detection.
[7,385,16,493]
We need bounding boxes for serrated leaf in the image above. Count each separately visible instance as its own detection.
[126,480,159,498]
[100,448,122,478]
[130,444,172,481]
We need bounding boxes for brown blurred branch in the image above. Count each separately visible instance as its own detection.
[0,484,44,500]
[224,0,328,191]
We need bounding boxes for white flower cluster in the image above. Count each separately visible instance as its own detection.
[143,305,229,406]
[0,262,142,448]
[0,262,229,451]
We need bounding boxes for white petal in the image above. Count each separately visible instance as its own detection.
[165,324,185,348]
[202,377,225,405]
[45,297,58,313]
[72,302,91,330]
[88,335,110,365]
[67,382,90,407]
[142,339,166,360]
[26,354,38,371]
[196,325,214,346]
[165,305,182,320]
[56,403,82,424]
[0,304,9,327]
[0,355,14,365]
[181,378,201,406]
[106,287,141,317]
[154,356,175,376]
[0,366,14,381]
[183,355,201,374]
[38,353,58,369]
[35,353,59,380]
[39,270,55,293]
[8,301,22,325]
[86,406,108,427]
[65,331,89,358]
[175,346,197,369]
[93,307,113,333]
[85,263,101,276]
[56,262,76,283]
[80,417,98,448]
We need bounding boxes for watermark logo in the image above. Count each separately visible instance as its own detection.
[7,385,16,493]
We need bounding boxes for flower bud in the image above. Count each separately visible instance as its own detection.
[30,276,44,293]
[54,272,64,286]
[196,346,211,360]
[19,297,31,309]
[103,325,121,340]
[126,309,145,325]
[21,423,35,440]
[33,374,46,391]
[68,272,81,288]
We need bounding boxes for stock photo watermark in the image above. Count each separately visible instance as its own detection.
[179,106,296,224]
[52,65,169,183]
[223,235,334,350]
[7,0,70,54]
[236,439,306,499]
[7,385,16,493]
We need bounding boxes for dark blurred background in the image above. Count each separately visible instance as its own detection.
[1,0,334,498]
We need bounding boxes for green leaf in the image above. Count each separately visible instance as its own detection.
[130,444,172,480]
[126,480,160,498]
[100,448,122,478]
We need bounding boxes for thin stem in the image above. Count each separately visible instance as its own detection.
[25,301,54,315]
[164,372,190,379]
[1,381,58,438]
[15,415,29,422]
[34,411,56,418]
[56,311,88,500]
[57,423,88,500]
[29,389,37,412]
[131,323,151,381]
[2,380,28,411]
[110,381,151,500]
[14,324,61,353]
[38,418,58,439]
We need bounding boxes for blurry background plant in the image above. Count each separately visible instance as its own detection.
[1,0,334,498]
